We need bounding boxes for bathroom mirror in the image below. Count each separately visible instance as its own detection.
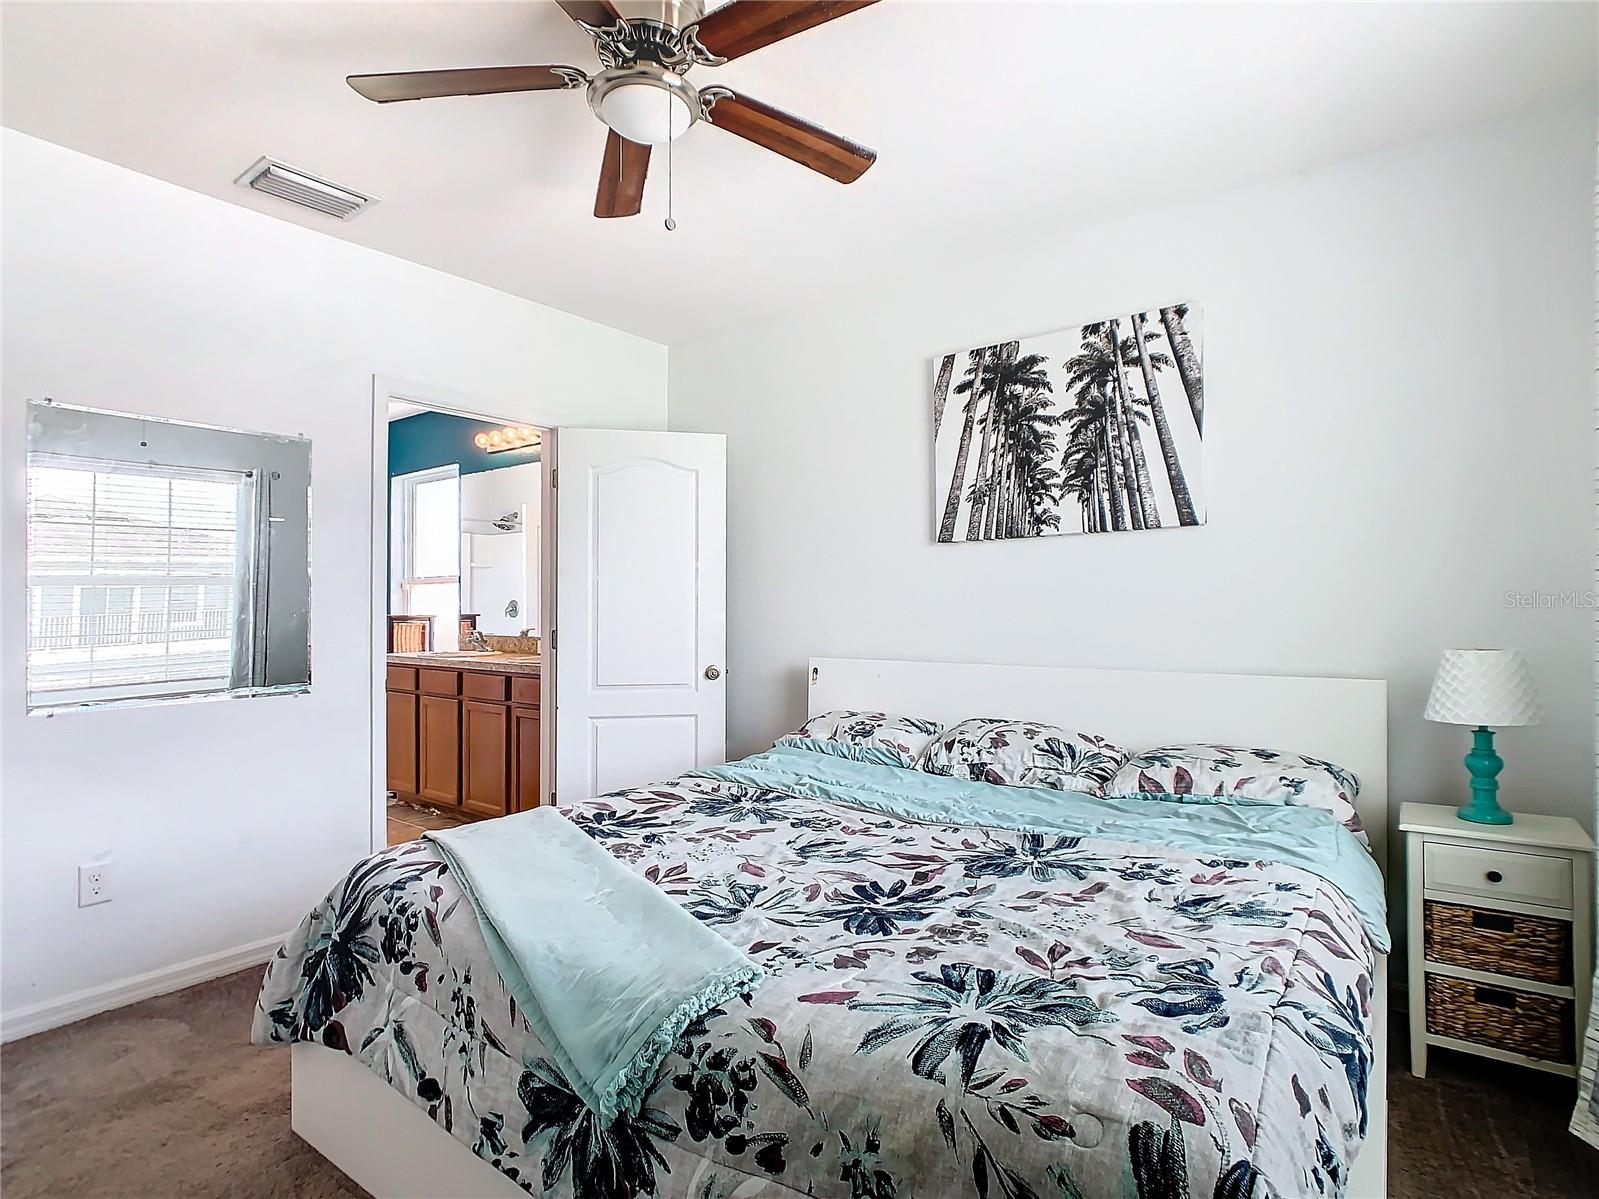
[24,400,311,712]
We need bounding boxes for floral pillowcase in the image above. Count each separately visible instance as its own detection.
[918,718,1127,795]
[776,710,945,769]
[1109,744,1369,846]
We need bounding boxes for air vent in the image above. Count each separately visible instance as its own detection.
[235,157,377,220]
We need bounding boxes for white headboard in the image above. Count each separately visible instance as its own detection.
[808,657,1390,873]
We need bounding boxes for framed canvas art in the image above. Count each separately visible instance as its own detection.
[933,305,1204,541]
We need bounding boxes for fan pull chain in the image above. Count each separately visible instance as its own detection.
[664,89,676,231]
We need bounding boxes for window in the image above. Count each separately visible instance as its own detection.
[27,458,249,704]
[392,466,460,649]
[25,402,311,712]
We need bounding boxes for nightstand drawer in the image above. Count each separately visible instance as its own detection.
[1423,900,1571,985]
[1423,842,1572,909]
[1424,974,1574,1063]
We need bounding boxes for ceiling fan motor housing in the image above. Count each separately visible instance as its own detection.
[608,1,706,33]
[586,0,719,72]
[583,0,716,144]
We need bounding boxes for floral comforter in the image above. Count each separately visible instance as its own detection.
[253,751,1381,1199]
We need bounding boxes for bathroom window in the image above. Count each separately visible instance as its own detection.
[25,402,311,712]
[391,466,460,648]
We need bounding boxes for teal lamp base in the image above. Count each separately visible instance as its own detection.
[1457,726,1513,825]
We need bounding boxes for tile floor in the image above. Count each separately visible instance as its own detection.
[385,798,473,846]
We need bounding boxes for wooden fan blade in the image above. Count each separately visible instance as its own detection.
[595,130,651,218]
[700,89,875,183]
[690,1,878,62]
[555,0,622,27]
[347,65,584,103]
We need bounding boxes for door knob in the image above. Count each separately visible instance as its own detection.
[704,665,722,681]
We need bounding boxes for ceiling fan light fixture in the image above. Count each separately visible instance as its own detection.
[347,0,883,219]
[587,65,697,146]
[601,85,692,145]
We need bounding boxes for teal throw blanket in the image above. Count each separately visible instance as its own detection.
[425,808,762,1121]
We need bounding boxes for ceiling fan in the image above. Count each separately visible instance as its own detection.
[347,1,880,219]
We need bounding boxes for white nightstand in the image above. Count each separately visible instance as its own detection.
[1400,802,1594,1077]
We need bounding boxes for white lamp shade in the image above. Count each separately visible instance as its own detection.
[1423,649,1542,727]
[599,83,692,145]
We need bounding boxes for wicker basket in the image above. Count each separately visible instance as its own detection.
[1423,900,1571,985]
[1424,974,1573,1062]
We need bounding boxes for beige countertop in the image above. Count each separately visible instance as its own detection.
[387,651,542,677]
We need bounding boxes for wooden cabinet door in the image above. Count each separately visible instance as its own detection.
[418,695,461,806]
[512,706,542,813]
[462,700,511,818]
[386,690,419,797]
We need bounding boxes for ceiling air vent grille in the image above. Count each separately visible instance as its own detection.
[235,157,376,220]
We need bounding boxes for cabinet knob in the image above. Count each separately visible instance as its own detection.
[704,665,722,681]
[1485,870,1503,884]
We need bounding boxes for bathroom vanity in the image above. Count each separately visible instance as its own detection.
[385,653,542,819]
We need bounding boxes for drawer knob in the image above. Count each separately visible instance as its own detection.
[1485,870,1503,884]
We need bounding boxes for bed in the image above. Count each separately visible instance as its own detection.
[263,658,1389,1199]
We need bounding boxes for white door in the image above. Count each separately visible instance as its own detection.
[554,429,726,801]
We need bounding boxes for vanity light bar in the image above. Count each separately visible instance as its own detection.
[474,426,541,454]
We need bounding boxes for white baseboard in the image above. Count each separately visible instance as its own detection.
[0,933,283,1043]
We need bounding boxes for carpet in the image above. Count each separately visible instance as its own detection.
[2,969,1595,1197]
[1,969,360,1199]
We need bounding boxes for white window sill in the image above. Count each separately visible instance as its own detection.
[28,681,311,718]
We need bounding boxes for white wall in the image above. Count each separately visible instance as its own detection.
[670,99,1597,836]
[0,131,666,1031]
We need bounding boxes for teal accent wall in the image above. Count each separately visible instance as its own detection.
[388,411,541,480]
[386,412,542,605]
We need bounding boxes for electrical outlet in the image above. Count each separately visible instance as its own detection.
[78,862,113,907]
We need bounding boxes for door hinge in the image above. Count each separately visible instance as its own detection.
[550,468,557,490]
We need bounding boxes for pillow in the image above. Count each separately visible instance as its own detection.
[1110,744,1368,844]
[777,710,944,769]
[918,718,1127,795]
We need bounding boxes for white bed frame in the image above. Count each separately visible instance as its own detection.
[293,657,1390,1199]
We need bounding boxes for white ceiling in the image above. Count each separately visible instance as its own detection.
[3,2,1593,345]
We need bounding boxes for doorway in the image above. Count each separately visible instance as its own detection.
[371,381,556,850]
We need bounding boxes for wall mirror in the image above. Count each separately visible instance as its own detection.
[25,400,311,713]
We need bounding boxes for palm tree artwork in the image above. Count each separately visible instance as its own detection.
[932,304,1204,541]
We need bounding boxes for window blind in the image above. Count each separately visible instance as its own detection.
[25,454,254,706]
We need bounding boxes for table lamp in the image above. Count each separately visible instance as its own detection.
[1423,649,1542,825]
